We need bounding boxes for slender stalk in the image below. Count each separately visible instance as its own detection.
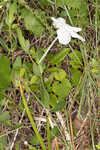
[10,96,29,150]
[19,83,47,150]
[95,0,98,58]
[64,6,73,26]
[47,119,51,150]
[38,37,58,64]
[0,127,23,138]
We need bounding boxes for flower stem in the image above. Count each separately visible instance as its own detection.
[38,37,58,64]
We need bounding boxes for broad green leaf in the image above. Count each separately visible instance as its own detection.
[0,56,11,89]
[0,111,10,122]
[13,56,22,69]
[9,1,17,24]
[50,48,70,65]
[53,69,66,81]
[30,75,39,84]
[52,100,66,112]
[29,47,36,59]
[40,84,50,107]
[30,136,40,145]
[44,75,54,92]
[16,27,30,52]
[47,67,62,72]
[33,63,41,77]
[65,0,82,9]
[21,8,45,36]
[71,69,82,86]
[49,93,58,107]
[11,56,22,87]
[33,9,46,24]
[52,79,71,98]
[50,126,60,140]
[44,74,54,86]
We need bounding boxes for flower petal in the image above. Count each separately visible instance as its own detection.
[66,25,82,32]
[71,32,85,42]
[57,28,71,45]
[51,17,66,29]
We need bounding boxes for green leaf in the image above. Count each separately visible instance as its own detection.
[0,136,7,150]
[9,1,17,24]
[17,0,25,5]
[30,76,39,84]
[47,67,62,72]
[0,111,10,122]
[21,8,45,36]
[55,0,65,7]
[11,56,22,87]
[33,9,46,24]
[33,63,41,77]
[50,126,60,140]
[49,93,58,107]
[52,79,71,98]
[16,27,30,52]
[30,136,40,145]
[13,56,22,69]
[0,1,7,7]
[0,38,10,52]
[53,69,66,81]
[65,0,82,9]
[0,56,11,89]
[69,50,82,69]
[50,48,70,65]
[52,100,66,112]
[71,69,82,86]
[40,84,50,107]
[40,0,50,7]
[15,142,20,150]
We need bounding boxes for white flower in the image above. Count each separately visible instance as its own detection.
[24,141,28,145]
[38,17,85,64]
[51,17,85,45]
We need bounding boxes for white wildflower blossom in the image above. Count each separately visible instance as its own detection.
[24,141,28,145]
[38,17,85,64]
[51,17,85,45]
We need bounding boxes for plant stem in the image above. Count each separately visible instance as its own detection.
[38,37,58,64]
[95,0,98,58]
[19,83,47,150]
